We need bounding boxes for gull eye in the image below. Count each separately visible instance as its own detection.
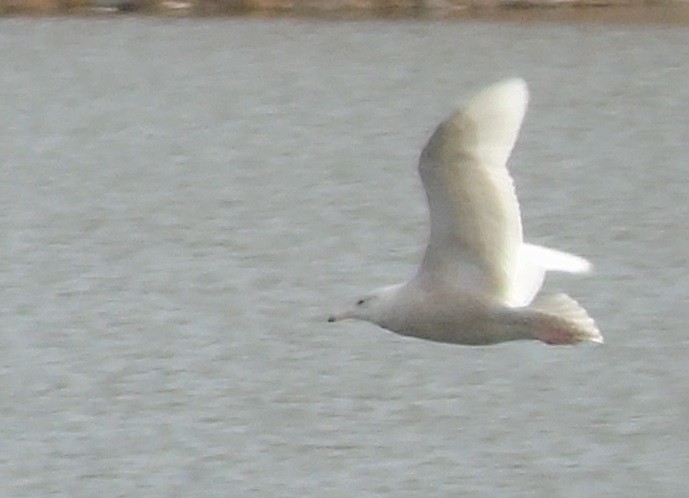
[356,299,365,306]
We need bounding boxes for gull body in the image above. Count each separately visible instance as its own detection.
[329,79,602,346]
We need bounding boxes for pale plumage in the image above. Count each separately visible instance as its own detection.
[329,79,602,346]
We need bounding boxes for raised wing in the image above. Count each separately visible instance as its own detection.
[417,79,528,301]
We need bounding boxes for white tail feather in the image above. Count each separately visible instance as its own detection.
[532,293,603,344]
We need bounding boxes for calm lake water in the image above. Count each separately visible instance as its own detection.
[1,17,689,497]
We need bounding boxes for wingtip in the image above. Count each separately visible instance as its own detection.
[461,77,530,125]
[485,77,529,103]
[499,76,527,90]
[522,244,593,275]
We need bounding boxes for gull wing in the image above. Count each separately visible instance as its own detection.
[509,243,592,307]
[417,79,528,301]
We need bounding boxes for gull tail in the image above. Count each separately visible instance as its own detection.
[530,293,603,345]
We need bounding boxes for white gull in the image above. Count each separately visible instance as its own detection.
[328,78,602,346]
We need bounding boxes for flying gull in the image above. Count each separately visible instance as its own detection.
[328,78,602,346]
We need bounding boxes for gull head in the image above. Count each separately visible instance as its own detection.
[328,284,402,325]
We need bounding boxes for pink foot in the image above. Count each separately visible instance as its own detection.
[535,324,582,346]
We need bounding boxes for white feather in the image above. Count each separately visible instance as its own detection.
[417,78,528,301]
[507,243,592,306]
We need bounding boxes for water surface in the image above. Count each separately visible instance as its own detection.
[1,18,689,497]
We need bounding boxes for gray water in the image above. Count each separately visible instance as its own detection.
[1,17,689,497]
